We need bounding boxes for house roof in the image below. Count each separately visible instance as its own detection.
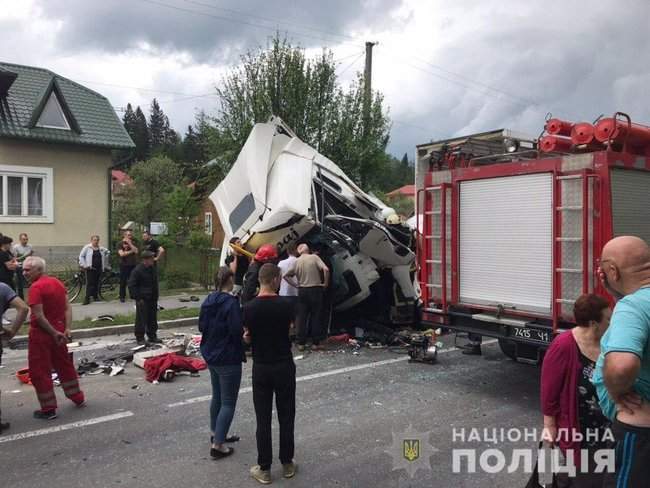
[386,184,416,198]
[0,62,135,149]
[111,169,133,185]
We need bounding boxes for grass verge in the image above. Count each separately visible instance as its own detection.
[16,307,200,336]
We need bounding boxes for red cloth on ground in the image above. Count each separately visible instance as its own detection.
[144,353,207,382]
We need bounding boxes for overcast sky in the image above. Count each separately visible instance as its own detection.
[2,0,649,159]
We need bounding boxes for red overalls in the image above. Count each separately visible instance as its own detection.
[28,275,84,412]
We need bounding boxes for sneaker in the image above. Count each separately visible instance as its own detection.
[148,337,163,344]
[119,298,126,303]
[282,461,297,478]
[33,409,57,420]
[0,421,9,433]
[136,338,147,346]
[250,465,272,484]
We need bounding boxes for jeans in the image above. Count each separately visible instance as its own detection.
[209,364,242,444]
[253,360,296,470]
[296,287,325,345]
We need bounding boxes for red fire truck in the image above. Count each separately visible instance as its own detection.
[415,113,650,363]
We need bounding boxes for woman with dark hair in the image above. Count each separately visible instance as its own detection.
[199,266,244,459]
[541,293,613,487]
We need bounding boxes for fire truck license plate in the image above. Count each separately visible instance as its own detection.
[510,325,551,344]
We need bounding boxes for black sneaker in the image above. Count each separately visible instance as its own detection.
[148,337,163,344]
[120,298,126,303]
[136,338,147,346]
[0,421,9,433]
[33,409,57,420]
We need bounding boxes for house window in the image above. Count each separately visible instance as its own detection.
[36,92,71,130]
[0,165,53,223]
[204,212,213,235]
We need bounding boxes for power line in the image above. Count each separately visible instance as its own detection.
[75,79,211,97]
[138,0,362,49]
[386,55,533,109]
[407,54,536,106]
[181,0,362,46]
[337,52,364,76]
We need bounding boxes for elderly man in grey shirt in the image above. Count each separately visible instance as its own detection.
[13,233,33,300]
[283,244,329,351]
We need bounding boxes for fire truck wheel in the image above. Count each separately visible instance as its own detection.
[498,339,517,361]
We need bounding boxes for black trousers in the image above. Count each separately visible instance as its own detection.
[15,269,25,299]
[85,269,101,300]
[119,266,135,300]
[252,360,296,470]
[296,287,324,345]
[134,298,158,340]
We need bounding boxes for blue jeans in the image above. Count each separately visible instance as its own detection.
[209,364,242,444]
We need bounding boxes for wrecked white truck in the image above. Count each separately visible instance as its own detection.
[209,117,417,328]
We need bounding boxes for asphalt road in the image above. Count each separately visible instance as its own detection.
[0,331,544,488]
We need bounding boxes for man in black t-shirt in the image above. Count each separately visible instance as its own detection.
[243,263,297,484]
[0,236,17,290]
[141,230,165,263]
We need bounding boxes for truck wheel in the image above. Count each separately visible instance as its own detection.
[498,339,517,361]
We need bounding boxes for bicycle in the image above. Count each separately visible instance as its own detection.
[63,269,120,303]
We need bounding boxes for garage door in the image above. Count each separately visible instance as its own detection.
[459,173,553,314]
[611,169,650,244]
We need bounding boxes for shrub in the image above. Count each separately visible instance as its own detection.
[162,269,193,289]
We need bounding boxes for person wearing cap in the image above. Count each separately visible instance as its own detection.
[128,250,161,345]
[241,244,279,305]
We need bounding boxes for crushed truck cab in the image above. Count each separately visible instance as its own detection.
[210,117,417,324]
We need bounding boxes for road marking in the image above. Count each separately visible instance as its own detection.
[0,411,135,444]
[166,341,497,408]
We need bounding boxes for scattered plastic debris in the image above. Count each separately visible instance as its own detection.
[91,314,115,323]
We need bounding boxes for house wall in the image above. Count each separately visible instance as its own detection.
[200,198,225,249]
[0,139,112,263]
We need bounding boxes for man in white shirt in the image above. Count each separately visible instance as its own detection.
[278,243,299,298]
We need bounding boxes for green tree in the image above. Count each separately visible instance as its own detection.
[163,184,201,245]
[212,36,391,188]
[116,156,182,229]
[133,106,151,161]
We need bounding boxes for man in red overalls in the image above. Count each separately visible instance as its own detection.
[23,257,85,419]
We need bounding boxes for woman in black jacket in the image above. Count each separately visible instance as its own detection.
[199,266,244,459]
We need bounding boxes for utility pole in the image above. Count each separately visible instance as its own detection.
[361,41,377,186]
[363,41,377,109]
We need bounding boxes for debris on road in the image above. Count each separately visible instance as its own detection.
[91,314,115,322]
[143,353,206,383]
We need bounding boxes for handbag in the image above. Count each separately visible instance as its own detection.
[525,442,559,488]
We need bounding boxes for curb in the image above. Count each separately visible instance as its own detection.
[10,316,199,348]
